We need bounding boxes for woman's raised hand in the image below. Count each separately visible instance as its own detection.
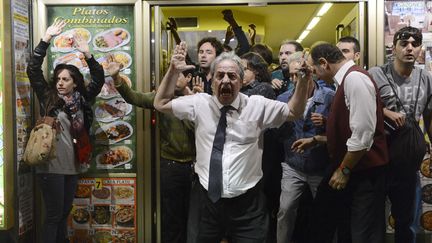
[74,34,91,58]
[43,19,67,43]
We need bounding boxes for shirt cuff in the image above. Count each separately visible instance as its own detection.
[346,131,375,152]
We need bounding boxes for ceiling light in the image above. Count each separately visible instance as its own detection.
[298,30,310,40]
[208,30,212,33]
[297,39,303,43]
[317,3,333,16]
[306,17,320,30]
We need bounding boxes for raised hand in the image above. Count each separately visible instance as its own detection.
[192,76,204,93]
[224,26,234,45]
[43,19,67,43]
[74,34,91,58]
[167,17,178,31]
[170,42,195,72]
[107,60,123,79]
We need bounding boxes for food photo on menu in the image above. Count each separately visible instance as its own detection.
[92,186,112,203]
[92,205,112,226]
[94,98,132,123]
[54,51,89,73]
[113,185,135,204]
[98,75,132,100]
[93,28,130,52]
[53,28,91,52]
[97,51,132,76]
[95,145,133,170]
[114,205,135,228]
[93,120,133,145]
[71,206,90,227]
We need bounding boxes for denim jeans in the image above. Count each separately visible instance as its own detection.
[277,163,322,243]
[37,173,78,243]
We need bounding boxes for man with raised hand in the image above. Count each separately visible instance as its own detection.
[154,42,310,242]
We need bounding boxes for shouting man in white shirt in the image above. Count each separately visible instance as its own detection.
[154,42,310,242]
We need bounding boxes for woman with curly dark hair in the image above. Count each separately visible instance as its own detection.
[27,20,104,243]
[240,51,275,99]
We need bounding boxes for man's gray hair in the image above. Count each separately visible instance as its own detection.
[210,51,245,81]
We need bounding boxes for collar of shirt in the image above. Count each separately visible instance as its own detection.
[212,93,241,111]
[333,60,355,88]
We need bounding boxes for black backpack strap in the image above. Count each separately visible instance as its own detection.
[380,65,422,118]
[412,69,422,119]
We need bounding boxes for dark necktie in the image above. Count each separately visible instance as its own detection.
[208,106,231,203]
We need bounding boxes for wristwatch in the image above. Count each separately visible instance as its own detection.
[339,165,351,176]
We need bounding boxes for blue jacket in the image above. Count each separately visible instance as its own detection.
[276,82,334,175]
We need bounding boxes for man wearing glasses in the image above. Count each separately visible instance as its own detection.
[275,51,335,243]
[154,42,310,242]
[369,26,432,243]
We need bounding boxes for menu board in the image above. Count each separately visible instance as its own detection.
[46,5,136,173]
[68,177,136,243]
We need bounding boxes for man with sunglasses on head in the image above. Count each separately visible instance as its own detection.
[369,26,432,243]
[155,42,310,242]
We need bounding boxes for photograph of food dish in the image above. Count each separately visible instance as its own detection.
[92,205,111,225]
[422,211,432,231]
[114,230,135,243]
[95,98,132,123]
[421,158,432,178]
[422,184,432,204]
[96,146,133,169]
[53,28,91,52]
[93,28,130,52]
[98,75,132,100]
[75,185,91,198]
[72,207,90,224]
[113,186,134,202]
[93,230,113,243]
[94,121,133,145]
[53,52,89,73]
[92,186,111,200]
[115,206,134,228]
[97,51,132,75]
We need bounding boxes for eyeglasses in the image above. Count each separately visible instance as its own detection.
[395,32,422,47]
[215,71,239,81]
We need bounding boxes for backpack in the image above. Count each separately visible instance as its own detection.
[381,67,426,172]
[23,116,59,166]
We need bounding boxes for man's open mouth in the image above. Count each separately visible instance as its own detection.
[220,86,232,97]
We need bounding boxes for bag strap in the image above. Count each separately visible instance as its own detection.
[380,66,422,118]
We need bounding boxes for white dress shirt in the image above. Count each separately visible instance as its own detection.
[172,93,290,198]
[333,60,377,152]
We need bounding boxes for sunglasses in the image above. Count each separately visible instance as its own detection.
[396,32,422,47]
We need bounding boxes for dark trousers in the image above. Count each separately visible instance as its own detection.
[160,158,193,243]
[387,167,417,243]
[192,180,269,243]
[37,173,78,243]
[308,165,386,243]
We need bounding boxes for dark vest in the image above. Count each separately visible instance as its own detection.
[326,65,388,171]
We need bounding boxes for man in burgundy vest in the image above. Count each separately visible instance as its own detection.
[305,43,388,243]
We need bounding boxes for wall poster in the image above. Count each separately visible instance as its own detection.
[46,5,137,174]
[12,0,33,235]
